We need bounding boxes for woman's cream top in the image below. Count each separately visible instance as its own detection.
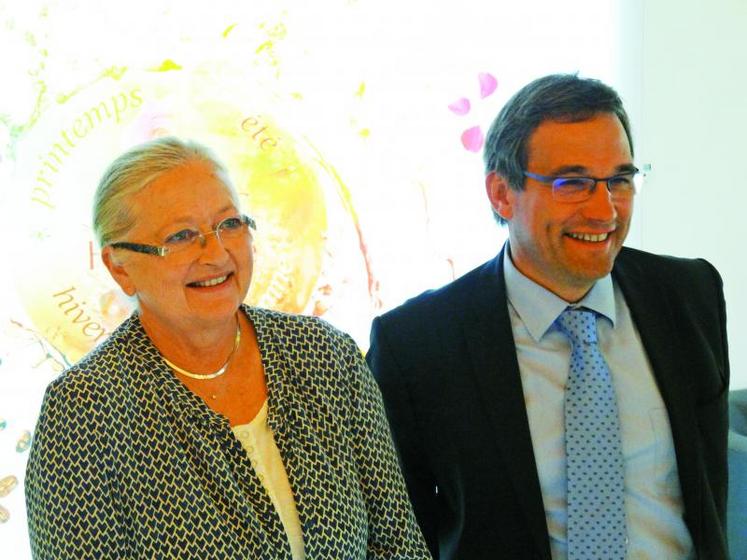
[232,400,305,560]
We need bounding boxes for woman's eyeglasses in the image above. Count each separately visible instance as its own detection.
[109,215,256,263]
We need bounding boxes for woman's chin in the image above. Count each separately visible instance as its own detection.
[189,302,242,325]
[184,286,245,316]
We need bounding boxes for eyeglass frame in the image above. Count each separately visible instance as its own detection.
[109,214,256,257]
[522,167,640,202]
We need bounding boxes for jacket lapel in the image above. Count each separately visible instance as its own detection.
[123,315,280,556]
[457,246,703,556]
[252,307,325,559]
[461,247,552,559]
[612,250,703,546]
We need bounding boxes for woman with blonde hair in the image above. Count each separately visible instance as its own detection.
[26,136,431,560]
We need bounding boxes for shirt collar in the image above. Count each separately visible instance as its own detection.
[502,243,617,342]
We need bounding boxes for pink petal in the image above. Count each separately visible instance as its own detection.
[461,126,484,152]
[478,72,498,98]
[448,97,471,115]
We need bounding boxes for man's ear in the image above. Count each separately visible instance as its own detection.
[485,172,515,221]
[101,246,137,296]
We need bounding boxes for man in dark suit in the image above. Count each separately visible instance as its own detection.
[367,74,729,559]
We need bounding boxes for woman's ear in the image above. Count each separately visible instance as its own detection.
[102,247,137,296]
[485,172,515,221]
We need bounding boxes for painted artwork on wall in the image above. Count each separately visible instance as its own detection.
[0,0,624,551]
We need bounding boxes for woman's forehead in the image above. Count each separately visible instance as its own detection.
[128,162,238,226]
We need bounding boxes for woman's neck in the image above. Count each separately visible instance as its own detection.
[139,309,242,373]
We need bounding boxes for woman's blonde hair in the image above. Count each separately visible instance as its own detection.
[93,136,238,247]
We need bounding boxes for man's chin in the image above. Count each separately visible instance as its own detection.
[561,252,616,281]
[570,262,615,285]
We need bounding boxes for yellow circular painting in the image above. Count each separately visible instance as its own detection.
[10,63,375,365]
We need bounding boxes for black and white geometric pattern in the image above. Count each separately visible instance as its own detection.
[26,305,431,559]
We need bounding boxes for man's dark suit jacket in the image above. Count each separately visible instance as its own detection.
[367,245,729,560]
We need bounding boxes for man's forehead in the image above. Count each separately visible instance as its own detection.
[526,113,632,171]
[531,112,625,135]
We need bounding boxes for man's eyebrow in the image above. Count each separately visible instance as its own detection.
[547,163,637,176]
[614,163,638,174]
[548,165,588,176]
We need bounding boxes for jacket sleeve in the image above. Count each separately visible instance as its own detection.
[25,377,128,559]
[340,332,432,560]
[365,318,439,559]
[698,258,730,545]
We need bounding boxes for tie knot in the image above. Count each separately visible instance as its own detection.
[556,308,598,345]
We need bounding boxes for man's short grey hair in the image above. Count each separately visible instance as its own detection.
[482,74,634,225]
[93,136,239,247]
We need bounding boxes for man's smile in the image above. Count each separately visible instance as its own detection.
[565,231,612,243]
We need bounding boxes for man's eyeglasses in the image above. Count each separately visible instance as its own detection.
[109,214,256,263]
[522,168,639,203]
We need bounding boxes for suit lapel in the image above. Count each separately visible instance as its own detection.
[461,247,552,559]
[458,247,703,555]
[612,250,703,545]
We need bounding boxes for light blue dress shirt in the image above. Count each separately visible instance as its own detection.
[503,248,694,560]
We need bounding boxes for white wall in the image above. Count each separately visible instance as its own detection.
[635,0,747,389]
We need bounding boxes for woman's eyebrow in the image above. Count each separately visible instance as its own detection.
[158,205,238,230]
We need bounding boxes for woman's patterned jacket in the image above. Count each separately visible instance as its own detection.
[26,305,431,559]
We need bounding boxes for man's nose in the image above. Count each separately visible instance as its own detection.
[582,180,618,220]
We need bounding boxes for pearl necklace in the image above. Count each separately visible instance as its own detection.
[162,321,241,380]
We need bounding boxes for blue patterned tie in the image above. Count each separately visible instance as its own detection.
[556,308,627,560]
